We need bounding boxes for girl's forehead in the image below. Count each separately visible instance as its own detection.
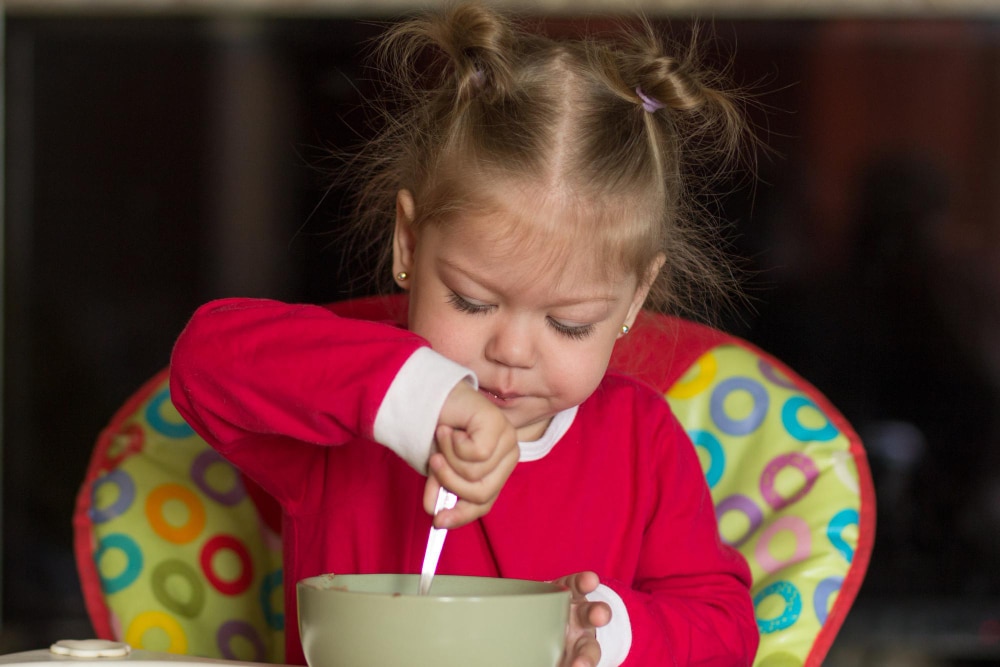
[440,180,599,252]
[430,200,634,294]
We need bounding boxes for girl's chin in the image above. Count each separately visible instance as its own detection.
[514,417,551,442]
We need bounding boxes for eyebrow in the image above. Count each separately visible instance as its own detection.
[438,256,622,307]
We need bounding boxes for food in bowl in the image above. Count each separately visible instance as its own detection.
[298,573,570,667]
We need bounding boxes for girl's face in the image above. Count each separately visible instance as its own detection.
[393,188,658,442]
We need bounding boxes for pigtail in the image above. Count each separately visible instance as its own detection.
[598,21,756,321]
[431,3,516,104]
[374,2,515,108]
[626,23,750,183]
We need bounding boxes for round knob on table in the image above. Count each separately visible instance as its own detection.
[49,640,132,659]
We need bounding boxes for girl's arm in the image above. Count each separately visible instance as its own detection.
[600,547,758,666]
[596,408,759,667]
[169,297,473,506]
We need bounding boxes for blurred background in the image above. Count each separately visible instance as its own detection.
[2,1,1000,665]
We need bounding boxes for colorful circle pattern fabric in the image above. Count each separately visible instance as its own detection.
[79,375,285,662]
[667,346,864,667]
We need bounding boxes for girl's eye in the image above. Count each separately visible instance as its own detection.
[448,292,594,339]
[548,318,595,340]
[447,292,494,315]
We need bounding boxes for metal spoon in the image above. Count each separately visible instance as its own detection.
[418,487,458,595]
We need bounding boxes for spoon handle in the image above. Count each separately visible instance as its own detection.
[418,487,458,595]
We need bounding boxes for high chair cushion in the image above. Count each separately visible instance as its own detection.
[74,296,874,667]
[73,369,285,662]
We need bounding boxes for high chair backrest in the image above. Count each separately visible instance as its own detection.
[73,368,286,663]
[75,295,874,666]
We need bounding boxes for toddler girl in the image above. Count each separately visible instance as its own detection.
[171,4,759,665]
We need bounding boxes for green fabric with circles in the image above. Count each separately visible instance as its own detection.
[86,377,285,662]
[666,344,862,667]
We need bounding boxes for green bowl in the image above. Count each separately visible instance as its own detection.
[297,573,570,667]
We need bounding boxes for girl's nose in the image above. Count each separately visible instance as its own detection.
[486,318,536,368]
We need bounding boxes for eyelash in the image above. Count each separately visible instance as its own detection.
[548,320,596,340]
[447,292,596,340]
[447,292,493,315]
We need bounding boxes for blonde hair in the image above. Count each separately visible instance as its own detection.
[342,2,753,319]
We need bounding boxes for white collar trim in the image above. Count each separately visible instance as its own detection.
[517,405,578,462]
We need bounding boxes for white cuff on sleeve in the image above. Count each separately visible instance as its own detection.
[372,347,477,474]
[587,584,632,667]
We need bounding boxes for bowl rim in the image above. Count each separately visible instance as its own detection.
[296,573,570,600]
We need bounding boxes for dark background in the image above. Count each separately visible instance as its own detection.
[4,11,1000,665]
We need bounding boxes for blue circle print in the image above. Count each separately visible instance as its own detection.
[827,508,859,562]
[781,396,838,442]
[689,430,726,489]
[754,580,802,634]
[261,569,285,631]
[813,575,843,625]
[145,388,195,439]
[96,533,143,594]
[90,469,136,524]
[710,377,769,436]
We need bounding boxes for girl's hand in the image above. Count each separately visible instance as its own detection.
[554,571,612,667]
[425,382,519,527]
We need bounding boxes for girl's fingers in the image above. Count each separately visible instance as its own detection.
[422,472,443,516]
[575,600,611,630]
[434,427,490,481]
[588,601,612,628]
[554,572,608,667]
[427,447,519,528]
[430,403,518,528]
[435,499,487,528]
[564,571,600,598]
[450,423,495,462]
[438,424,517,482]
[433,424,455,459]
[566,636,601,667]
[431,437,518,502]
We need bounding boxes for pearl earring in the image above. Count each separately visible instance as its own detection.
[621,324,630,335]
[396,271,408,281]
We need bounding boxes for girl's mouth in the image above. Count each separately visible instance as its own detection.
[480,387,521,405]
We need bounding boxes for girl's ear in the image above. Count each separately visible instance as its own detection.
[393,189,417,289]
[622,253,666,334]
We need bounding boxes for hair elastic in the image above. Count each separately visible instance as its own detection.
[635,87,664,113]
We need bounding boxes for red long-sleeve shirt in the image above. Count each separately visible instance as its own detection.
[170,298,758,666]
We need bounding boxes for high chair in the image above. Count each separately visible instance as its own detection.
[74,295,875,666]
